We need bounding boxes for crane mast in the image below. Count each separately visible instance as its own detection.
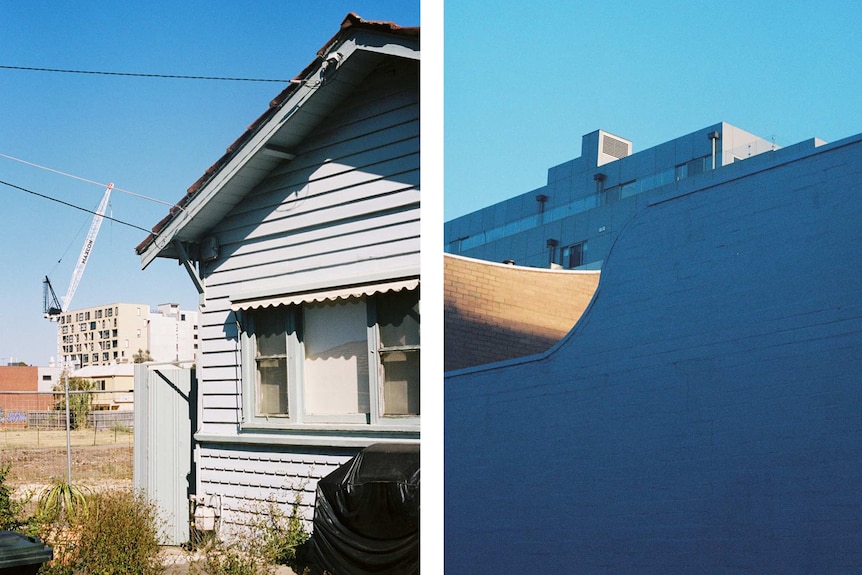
[43,183,113,321]
[62,183,113,312]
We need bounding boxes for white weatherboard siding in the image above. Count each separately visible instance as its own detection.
[194,57,419,527]
[197,444,349,527]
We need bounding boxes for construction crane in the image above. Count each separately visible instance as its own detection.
[43,183,114,320]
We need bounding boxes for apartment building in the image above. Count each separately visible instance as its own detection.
[445,122,779,269]
[147,303,198,365]
[58,302,199,368]
[57,303,149,367]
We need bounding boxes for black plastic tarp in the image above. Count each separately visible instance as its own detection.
[313,443,419,574]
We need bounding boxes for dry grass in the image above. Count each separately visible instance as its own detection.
[0,427,133,449]
[0,427,133,489]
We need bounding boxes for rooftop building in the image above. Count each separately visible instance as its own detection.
[445,123,862,571]
[444,122,795,269]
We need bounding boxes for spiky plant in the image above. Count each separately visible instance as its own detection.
[36,480,90,524]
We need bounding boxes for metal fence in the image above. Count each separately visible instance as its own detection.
[0,390,134,491]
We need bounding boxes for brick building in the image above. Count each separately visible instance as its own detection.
[0,366,57,424]
[444,253,599,371]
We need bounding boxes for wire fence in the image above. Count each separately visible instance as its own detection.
[0,390,134,492]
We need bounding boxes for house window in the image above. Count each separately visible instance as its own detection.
[377,290,420,415]
[242,288,420,427]
[303,298,370,417]
[562,242,585,268]
[253,307,290,416]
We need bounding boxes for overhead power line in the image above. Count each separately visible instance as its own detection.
[0,178,151,233]
[0,64,291,83]
[0,152,182,210]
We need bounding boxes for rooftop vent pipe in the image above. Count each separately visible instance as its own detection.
[708,131,721,170]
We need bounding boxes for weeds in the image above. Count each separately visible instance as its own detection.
[0,464,22,531]
[0,461,320,575]
[0,464,165,574]
[194,543,274,575]
[258,493,311,567]
[0,463,28,530]
[190,488,313,575]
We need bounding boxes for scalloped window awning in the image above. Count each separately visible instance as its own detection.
[230,278,419,311]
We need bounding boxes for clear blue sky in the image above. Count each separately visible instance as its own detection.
[7,2,861,364]
[445,1,862,221]
[0,2,420,366]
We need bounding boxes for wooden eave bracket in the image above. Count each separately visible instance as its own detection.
[174,240,205,303]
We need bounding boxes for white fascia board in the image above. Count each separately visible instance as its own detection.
[357,41,420,61]
[350,29,419,60]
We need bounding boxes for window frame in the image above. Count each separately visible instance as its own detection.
[562,241,585,269]
[239,290,420,432]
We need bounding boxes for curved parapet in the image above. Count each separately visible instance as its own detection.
[445,133,862,573]
[444,254,599,371]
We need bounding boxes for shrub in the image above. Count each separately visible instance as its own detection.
[0,463,28,530]
[66,489,164,575]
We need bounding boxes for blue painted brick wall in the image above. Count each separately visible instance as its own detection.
[445,137,862,573]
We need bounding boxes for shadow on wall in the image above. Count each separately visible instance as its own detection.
[444,303,564,372]
[443,254,600,372]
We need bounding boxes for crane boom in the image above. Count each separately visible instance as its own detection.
[61,183,113,312]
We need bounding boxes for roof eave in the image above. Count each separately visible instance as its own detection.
[136,14,419,268]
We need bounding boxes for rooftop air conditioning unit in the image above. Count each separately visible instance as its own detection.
[597,131,632,166]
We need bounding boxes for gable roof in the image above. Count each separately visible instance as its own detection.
[136,13,419,268]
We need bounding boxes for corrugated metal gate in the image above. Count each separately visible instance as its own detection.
[133,364,196,545]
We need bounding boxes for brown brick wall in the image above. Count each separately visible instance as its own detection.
[0,366,37,392]
[444,254,600,371]
[0,366,54,417]
[0,365,54,428]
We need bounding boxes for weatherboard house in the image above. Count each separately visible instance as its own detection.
[445,125,862,572]
[136,14,419,536]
